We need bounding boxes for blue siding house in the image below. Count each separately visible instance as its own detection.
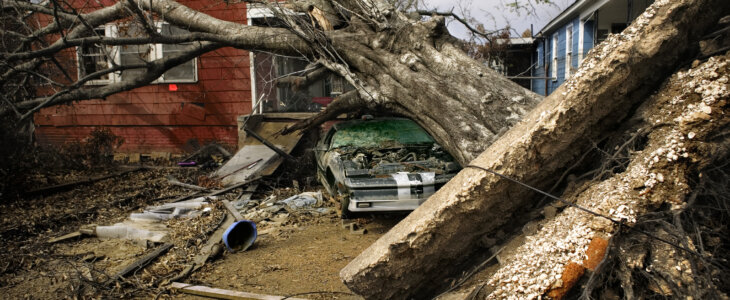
[532,0,654,96]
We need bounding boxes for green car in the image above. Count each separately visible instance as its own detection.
[314,118,461,218]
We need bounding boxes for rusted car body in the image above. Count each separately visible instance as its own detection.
[314,118,460,217]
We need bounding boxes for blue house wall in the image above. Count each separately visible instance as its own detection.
[583,20,594,57]
[532,16,587,96]
[572,18,580,71]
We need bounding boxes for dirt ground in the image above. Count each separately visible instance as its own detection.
[185,217,398,299]
[0,163,401,299]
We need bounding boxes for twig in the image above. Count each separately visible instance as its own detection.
[416,9,504,42]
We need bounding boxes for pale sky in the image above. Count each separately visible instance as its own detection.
[425,0,576,39]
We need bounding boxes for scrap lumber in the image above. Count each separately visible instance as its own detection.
[170,282,306,300]
[207,177,260,197]
[216,118,304,186]
[26,167,145,196]
[47,231,82,243]
[166,184,258,284]
[243,128,295,161]
[105,242,173,285]
[47,225,97,243]
[222,200,245,221]
[166,175,209,192]
[339,0,730,299]
[196,184,257,268]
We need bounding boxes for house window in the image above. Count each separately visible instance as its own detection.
[551,34,558,81]
[77,25,116,83]
[159,24,196,82]
[77,23,197,84]
[118,23,153,81]
[566,24,573,77]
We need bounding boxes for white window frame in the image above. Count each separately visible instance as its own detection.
[551,34,558,81]
[566,24,573,78]
[77,22,198,85]
[76,24,118,85]
[154,22,198,84]
[578,20,585,63]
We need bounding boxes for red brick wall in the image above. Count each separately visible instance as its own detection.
[34,0,252,153]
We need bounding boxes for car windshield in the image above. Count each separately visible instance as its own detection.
[330,119,435,149]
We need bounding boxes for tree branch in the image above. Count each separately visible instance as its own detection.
[416,10,503,42]
[5,41,221,116]
[276,66,330,90]
[281,90,362,135]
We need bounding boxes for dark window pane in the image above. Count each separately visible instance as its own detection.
[161,24,195,81]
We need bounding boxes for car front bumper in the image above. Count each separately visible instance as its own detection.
[344,172,453,212]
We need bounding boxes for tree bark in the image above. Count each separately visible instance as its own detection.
[339,0,730,298]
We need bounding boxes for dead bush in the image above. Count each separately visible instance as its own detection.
[60,128,124,169]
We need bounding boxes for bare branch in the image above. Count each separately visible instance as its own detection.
[276,66,329,90]
[281,90,362,135]
[416,9,504,42]
[5,41,221,117]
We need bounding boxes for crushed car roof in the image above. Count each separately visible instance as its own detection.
[330,118,435,149]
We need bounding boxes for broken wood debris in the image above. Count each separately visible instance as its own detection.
[105,242,173,286]
[26,167,146,196]
[169,282,306,300]
[222,199,245,221]
[243,128,296,161]
[166,175,210,192]
[166,184,259,284]
[47,231,83,244]
[47,225,96,243]
[207,177,261,197]
[219,158,264,179]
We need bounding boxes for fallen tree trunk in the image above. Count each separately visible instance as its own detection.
[339,0,730,298]
[486,51,730,299]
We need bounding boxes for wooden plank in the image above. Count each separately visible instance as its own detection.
[47,231,82,243]
[244,128,295,161]
[170,282,306,300]
[261,112,317,120]
[222,200,244,221]
[207,177,260,197]
[169,184,259,283]
[26,167,145,197]
[191,214,233,272]
[215,120,303,186]
[105,243,173,285]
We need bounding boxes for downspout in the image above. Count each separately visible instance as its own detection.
[530,24,534,91]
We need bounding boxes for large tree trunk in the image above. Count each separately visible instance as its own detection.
[328,16,541,164]
[339,0,730,298]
